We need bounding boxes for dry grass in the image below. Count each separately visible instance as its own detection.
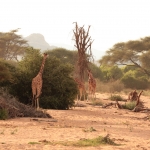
[0,88,51,119]
[96,80,124,93]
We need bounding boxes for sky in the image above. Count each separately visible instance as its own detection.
[0,0,150,60]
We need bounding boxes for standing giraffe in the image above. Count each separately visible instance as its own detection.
[87,69,96,101]
[74,77,86,102]
[31,53,48,109]
[128,90,138,101]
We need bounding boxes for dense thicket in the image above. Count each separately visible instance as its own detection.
[7,48,77,109]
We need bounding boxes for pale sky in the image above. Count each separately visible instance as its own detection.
[0,0,150,60]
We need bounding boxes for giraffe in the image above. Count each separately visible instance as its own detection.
[31,53,48,109]
[74,77,86,102]
[87,69,96,101]
[128,90,138,101]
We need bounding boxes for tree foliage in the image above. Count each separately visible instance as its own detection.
[0,29,28,61]
[0,61,12,84]
[0,59,17,86]
[45,48,77,66]
[99,37,150,77]
[100,65,123,82]
[121,70,149,89]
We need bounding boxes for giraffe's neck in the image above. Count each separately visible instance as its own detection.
[38,57,46,76]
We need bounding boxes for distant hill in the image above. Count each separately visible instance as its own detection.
[25,33,56,51]
[24,33,103,60]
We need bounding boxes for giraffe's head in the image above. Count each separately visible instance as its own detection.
[43,53,48,58]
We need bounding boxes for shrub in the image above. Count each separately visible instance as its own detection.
[122,101,136,110]
[110,95,124,101]
[73,135,117,147]
[0,109,8,120]
[121,72,149,89]
[9,48,77,109]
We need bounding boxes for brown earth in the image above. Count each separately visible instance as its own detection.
[0,93,150,150]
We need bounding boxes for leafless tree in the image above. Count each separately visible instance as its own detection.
[73,22,94,82]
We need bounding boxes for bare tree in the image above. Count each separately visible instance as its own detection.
[73,22,94,82]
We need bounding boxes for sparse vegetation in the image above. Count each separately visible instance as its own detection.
[28,142,40,145]
[11,129,18,135]
[0,130,5,135]
[71,135,117,147]
[91,99,103,106]
[96,80,124,93]
[110,95,124,101]
[37,135,117,147]
[122,101,136,110]
[82,127,97,132]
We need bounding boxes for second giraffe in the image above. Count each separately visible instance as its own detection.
[87,69,96,101]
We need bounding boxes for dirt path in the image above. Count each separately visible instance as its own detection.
[0,93,150,150]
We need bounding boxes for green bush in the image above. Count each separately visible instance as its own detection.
[110,95,124,101]
[0,59,17,87]
[9,48,77,109]
[121,71,149,89]
[0,109,8,120]
[100,65,123,82]
[73,135,117,147]
[122,101,136,110]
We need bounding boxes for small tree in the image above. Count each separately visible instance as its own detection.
[99,37,150,77]
[100,65,123,82]
[45,48,78,66]
[0,29,28,61]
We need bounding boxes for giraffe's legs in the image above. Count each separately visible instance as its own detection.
[87,86,96,101]
[35,87,42,109]
[32,95,35,107]
[36,98,39,110]
[87,85,91,101]
[32,94,40,110]
[32,86,36,107]
[35,98,37,109]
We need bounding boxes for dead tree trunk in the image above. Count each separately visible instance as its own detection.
[73,22,94,82]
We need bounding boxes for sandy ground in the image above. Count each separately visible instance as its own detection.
[0,93,150,150]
